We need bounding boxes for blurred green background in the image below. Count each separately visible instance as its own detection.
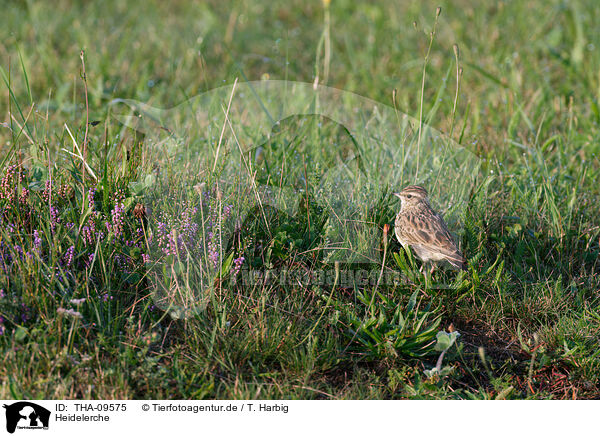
[2,0,598,149]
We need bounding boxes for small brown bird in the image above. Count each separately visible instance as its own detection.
[394,185,466,273]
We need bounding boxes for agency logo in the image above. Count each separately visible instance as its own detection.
[2,402,50,434]
[107,80,480,319]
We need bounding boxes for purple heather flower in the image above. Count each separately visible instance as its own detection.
[64,245,75,267]
[85,252,95,268]
[42,179,52,202]
[165,230,178,256]
[157,221,168,248]
[0,242,11,270]
[111,202,125,236]
[81,225,93,246]
[207,240,219,269]
[88,186,96,210]
[0,289,5,298]
[0,165,16,201]
[141,253,150,263]
[180,203,199,245]
[19,188,29,204]
[33,230,42,254]
[232,256,245,277]
[101,293,113,302]
[50,206,60,231]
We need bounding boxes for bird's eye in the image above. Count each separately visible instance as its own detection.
[406,194,412,199]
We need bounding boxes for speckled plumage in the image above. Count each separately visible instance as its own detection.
[394,185,466,272]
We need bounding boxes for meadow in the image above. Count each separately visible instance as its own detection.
[0,0,599,399]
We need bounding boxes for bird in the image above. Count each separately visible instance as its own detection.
[394,185,467,273]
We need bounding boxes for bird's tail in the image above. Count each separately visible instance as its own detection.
[445,253,467,271]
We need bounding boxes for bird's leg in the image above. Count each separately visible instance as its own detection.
[420,262,431,289]
[429,263,436,275]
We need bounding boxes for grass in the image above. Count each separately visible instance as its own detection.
[1,0,599,399]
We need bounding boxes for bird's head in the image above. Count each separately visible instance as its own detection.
[393,185,429,209]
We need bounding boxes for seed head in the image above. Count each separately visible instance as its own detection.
[133,203,147,219]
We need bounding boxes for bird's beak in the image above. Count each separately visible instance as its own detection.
[393,193,402,199]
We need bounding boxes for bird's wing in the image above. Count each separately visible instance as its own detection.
[397,209,463,258]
